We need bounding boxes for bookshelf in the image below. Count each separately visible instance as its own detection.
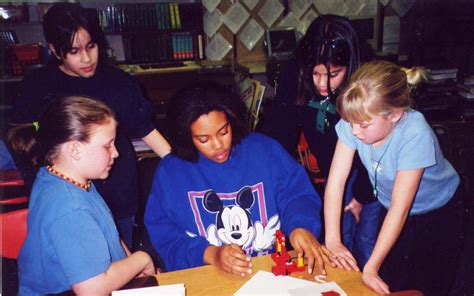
[95,2,204,64]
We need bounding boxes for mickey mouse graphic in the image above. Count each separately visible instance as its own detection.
[203,187,256,249]
[203,186,280,255]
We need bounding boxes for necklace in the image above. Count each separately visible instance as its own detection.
[47,166,91,191]
[372,136,393,198]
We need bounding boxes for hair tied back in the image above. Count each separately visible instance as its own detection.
[401,66,427,88]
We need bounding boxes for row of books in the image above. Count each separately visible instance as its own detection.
[425,67,458,83]
[122,33,203,63]
[458,76,474,100]
[98,3,200,33]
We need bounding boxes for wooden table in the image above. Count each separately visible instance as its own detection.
[156,254,376,295]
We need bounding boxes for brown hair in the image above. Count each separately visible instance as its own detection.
[7,96,115,166]
[337,60,426,123]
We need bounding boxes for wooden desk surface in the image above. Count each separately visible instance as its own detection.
[156,254,376,295]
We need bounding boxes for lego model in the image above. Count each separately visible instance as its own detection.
[270,230,305,276]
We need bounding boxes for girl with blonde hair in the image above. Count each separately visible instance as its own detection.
[324,60,463,294]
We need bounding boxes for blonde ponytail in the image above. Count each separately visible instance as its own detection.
[401,66,427,88]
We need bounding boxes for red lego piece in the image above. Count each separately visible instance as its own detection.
[321,291,340,296]
[271,230,305,276]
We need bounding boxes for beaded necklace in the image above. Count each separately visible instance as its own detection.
[47,166,91,191]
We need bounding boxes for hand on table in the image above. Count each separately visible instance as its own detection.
[362,266,390,295]
[289,228,334,275]
[344,197,363,224]
[325,241,359,271]
[212,244,253,277]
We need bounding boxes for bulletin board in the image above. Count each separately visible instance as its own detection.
[202,0,383,65]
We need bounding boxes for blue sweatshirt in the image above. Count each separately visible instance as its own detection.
[145,133,322,271]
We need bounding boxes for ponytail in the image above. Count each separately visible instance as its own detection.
[7,124,41,167]
[401,66,427,92]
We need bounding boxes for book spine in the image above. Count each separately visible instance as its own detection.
[172,34,178,60]
[155,4,161,30]
[169,3,176,30]
[192,33,197,59]
[174,3,182,30]
[164,4,170,29]
[197,34,204,60]
[187,33,193,59]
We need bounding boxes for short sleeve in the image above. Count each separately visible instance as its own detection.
[47,210,111,285]
[335,119,357,149]
[398,129,436,170]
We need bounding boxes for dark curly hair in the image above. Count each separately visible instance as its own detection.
[43,2,109,66]
[167,83,249,162]
[294,14,360,105]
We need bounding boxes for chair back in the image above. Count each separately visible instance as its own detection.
[1,208,28,259]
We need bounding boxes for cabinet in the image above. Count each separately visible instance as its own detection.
[94,2,204,64]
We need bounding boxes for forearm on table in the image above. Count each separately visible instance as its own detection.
[72,251,152,295]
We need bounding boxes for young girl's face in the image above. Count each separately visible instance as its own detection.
[190,110,233,163]
[350,113,400,147]
[54,27,99,78]
[77,119,118,180]
[312,64,347,97]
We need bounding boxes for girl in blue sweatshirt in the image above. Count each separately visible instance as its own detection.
[145,83,333,277]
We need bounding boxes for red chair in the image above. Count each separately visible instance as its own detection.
[0,169,28,206]
[0,196,28,205]
[0,169,25,187]
[1,208,28,259]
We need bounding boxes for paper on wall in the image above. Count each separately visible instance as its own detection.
[298,9,318,34]
[222,2,250,34]
[383,15,400,43]
[242,0,259,11]
[312,0,330,14]
[345,0,365,16]
[289,0,312,19]
[204,9,222,37]
[390,0,416,17]
[279,12,300,28]
[258,0,284,28]
[239,19,265,51]
[202,0,220,13]
[205,33,232,61]
[325,0,350,16]
[358,0,378,16]
[234,271,347,296]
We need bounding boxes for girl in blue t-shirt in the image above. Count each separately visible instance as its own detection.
[8,96,155,295]
[324,60,463,294]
